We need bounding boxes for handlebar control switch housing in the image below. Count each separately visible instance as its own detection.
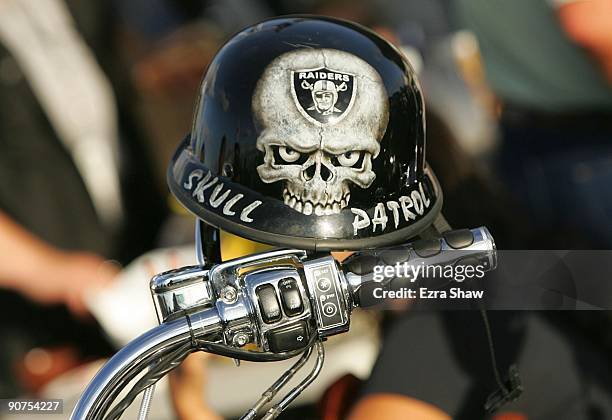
[303,257,350,338]
[243,267,314,352]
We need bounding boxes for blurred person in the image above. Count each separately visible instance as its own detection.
[453,0,612,247]
[0,0,166,396]
[0,213,118,318]
[558,0,612,83]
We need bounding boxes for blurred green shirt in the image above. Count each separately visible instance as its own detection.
[453,0,612,111]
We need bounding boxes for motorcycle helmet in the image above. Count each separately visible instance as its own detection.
[168,15,443,251]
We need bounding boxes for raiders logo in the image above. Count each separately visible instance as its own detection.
[291,68,356,125]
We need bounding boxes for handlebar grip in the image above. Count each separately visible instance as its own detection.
[342,227,496,307]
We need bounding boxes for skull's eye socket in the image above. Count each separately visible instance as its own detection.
[279,146,300,162]
[273,146,307,165]
[335,151,363,168]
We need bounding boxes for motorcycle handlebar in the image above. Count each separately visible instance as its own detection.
[71,226,496,420]
[71,312,222,420]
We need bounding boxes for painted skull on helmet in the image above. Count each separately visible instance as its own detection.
[253,49,389,216]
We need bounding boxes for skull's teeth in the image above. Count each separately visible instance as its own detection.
[314,204,324,216]
[283,188,351,215]
[303,202,313,215]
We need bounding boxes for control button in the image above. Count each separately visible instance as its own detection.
[444,229,474,249]
[278,278,303,317]
[256,284,281,324]
[267,321,309,353]
[414,238,441,257]
[310,263,345,330]
[317,277,332,293]
[322,302,338,318]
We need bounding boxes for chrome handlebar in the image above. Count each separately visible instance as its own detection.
[71,227,495,420]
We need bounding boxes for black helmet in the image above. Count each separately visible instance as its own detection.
[168,16,443,251]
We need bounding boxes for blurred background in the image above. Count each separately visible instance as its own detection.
[0,0,611,419]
